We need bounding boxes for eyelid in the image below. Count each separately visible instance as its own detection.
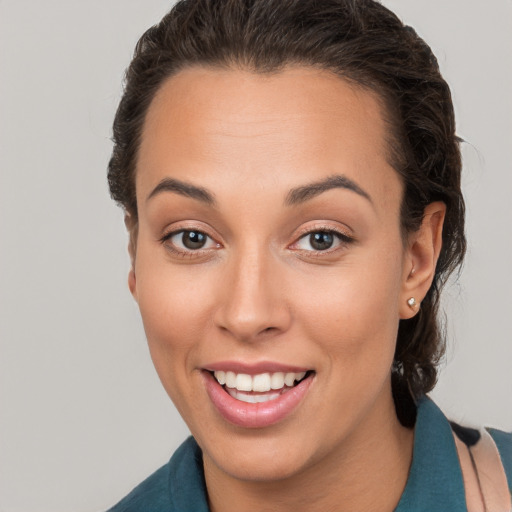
[289,223,355,252]
[293,221,354,241]
[159,224,222,256]
[159,220,218,242]
[157,221,354,257]
[166,230,217,247]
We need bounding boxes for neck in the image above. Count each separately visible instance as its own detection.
[204,391,414,512]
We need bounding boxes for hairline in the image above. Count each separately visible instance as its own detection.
[130,61,409,233]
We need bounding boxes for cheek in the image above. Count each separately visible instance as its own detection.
[293,247,404,370]
[134,249,217,373]
[138,278,202,348]
[134,257,218,420]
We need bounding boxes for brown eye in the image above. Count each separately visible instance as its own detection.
[164,229,218,252]
[292,228,353,253]
[309,232,334,251]
[181,230,207,249]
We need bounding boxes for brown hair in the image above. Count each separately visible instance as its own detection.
[108,0,466,419]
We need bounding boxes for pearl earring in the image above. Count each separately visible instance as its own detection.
[407,297,417,309]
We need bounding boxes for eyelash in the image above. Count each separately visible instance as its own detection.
[291,226,355,254]
[159,229,220,258]
[159,225,355,257]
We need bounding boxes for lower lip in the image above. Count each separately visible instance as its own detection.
[203,371,314,428]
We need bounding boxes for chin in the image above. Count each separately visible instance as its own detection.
[203,435,314,483]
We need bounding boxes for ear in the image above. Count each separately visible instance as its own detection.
[124,212,139,302]
[400,201,446,319]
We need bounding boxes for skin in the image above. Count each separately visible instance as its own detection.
[128,66,445,512]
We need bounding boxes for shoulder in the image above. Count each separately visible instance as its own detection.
[396,397,511,511]
[106,436,208,512]
[450,420,512,491]
[106,463,170,512]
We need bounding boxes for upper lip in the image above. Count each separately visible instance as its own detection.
[203,361,312,375]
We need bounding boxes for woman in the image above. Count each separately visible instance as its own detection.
[106,0,511,510]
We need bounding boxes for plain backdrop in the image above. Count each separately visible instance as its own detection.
[0,1,511,511]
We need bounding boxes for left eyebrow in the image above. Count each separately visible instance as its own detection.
[285,174,372,206]
[146,177,216,206]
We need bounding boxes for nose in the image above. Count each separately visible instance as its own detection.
[213,245,292,343]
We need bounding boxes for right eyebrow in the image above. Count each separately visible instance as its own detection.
[285,174,373,206]
[146,177,217,206]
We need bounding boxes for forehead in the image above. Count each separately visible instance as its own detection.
[137,66,401,212]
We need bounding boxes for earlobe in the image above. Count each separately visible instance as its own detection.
[124,212,139,302]
[128,268,138,301]
[400,201,446,319]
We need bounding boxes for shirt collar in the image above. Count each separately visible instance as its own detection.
[169,436,210,511]
[395,396,466,511]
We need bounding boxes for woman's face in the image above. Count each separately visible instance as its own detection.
[131,67,415,481]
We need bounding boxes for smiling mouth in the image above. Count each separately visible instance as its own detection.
[211,370,313,404]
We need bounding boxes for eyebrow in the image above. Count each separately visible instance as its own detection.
[146,177,216,206]
[146,174,371,208]
[285,174,372,206]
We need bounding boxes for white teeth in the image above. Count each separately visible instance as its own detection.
[235,373,252,391]
[253,373,271,392]
[213,370,308,393]
[214,370,226,385]
[225,371,236,388]
[227,388,281,403]
[284,372,296,386]
[270,372,285,390]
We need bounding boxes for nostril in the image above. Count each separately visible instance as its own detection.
[259,326,279,336]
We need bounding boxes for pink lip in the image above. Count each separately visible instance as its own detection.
[202,370,314,428]
[204,360,310,375]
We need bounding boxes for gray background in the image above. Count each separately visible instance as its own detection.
[0,1,511,511]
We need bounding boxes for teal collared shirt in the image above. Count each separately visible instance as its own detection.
[107,397,512,511]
